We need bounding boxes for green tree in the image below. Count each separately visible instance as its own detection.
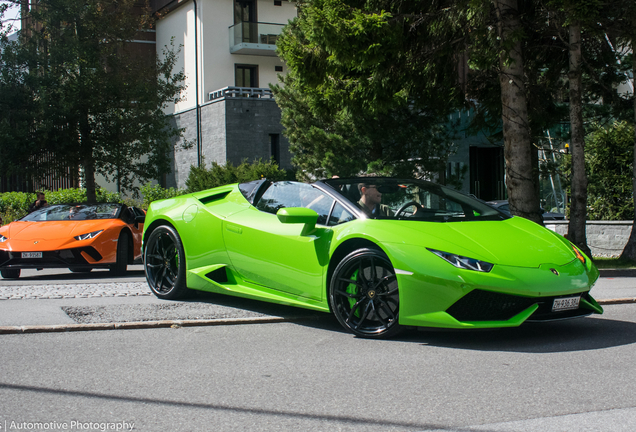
[275,0,550,224]
[544,0,606,257]
[273,0,465,181]
[584,122,634,221]
[613,1,636,262]
[0,0,186,201]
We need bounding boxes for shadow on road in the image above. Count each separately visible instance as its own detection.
[396,313,636,353]
[160,291,636,354]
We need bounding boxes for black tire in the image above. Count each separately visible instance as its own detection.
[329,248,402,338]
[69,268,92,273]
[1,269,21,279]
[110,231,130,276]
[144,225,188,300]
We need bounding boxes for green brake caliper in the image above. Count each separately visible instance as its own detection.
[347,269,360,316]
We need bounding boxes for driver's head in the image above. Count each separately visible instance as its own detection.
[358,183,382,207]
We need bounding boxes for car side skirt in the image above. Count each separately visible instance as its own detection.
[186,263,331,313]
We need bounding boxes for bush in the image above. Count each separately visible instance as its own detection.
[140,183,186,208]
[185,158,288,193]
[0,192,33,224]
[45,188,121,205]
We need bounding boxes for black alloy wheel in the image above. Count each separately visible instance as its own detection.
[1,269,21,279]
[329,248,401,338]
[144,225,187,300]
[110,231,130,276]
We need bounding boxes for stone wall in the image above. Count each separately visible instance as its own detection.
[166,97,290,189]
[545,221,633,258]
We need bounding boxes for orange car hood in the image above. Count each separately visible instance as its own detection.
[2,220,119,242]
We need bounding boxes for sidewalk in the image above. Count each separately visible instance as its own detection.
[0,270,634,334]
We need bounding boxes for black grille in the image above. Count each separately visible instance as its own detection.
[0,247,104,269]
[446,289,592,322]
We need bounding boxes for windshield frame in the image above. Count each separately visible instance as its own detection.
[319,177,510,222]
[20,203,124,222]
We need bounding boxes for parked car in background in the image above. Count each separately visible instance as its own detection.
[141,177,601,339]
[0,203,145,279]
[486,200,566,220]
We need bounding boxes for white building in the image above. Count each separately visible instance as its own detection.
[152,0,298,188]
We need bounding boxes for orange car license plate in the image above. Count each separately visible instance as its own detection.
[22,252,43,258]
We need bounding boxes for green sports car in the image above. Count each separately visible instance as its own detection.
[142,177,602,338]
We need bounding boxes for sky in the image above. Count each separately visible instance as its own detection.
[1,0,21,32]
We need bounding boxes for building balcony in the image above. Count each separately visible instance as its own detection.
[209,86,274,101]
[229,22,284,56]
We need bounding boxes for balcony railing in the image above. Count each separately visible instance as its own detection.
[229,22,284,56]
[209,86,274,101]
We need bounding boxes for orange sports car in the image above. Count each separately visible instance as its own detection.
[0,203,145,279]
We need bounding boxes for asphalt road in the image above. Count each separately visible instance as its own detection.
[1,305,636,431]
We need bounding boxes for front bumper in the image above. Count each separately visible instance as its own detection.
[0,247,110,270]
[389,245,602,329]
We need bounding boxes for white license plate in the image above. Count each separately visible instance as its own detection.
[552,296,580,312]
[21,252,43,259]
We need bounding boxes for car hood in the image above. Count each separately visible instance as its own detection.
[1,220,118,241]
[368,216,575,268]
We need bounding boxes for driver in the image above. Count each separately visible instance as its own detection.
[357,183,394,218]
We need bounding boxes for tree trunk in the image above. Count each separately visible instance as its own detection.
[619,36,636,262]
[566,22,591,257]
[494,0,542,225]
[80,114,97,204]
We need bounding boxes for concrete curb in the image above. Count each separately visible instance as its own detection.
[0,315,319,335]
[597,298,636,305]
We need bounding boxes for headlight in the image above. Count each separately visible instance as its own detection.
[427,248,494,272]
[0,234,7,243]
[74,230,103,241]
[571,243,586,265]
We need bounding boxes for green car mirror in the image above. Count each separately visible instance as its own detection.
[276,207,318,235]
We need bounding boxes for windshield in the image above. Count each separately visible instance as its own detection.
[324,178,508,222]
[21,204,122,222]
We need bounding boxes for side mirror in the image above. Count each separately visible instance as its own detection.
[276,207,318,235]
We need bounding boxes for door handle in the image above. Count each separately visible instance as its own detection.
[226,224,242,234]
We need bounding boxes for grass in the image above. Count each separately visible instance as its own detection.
[592,257,636,269]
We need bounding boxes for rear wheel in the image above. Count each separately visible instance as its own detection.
[1,269,21,279]
[144,225,188,300]
[329,248,401,338]
[110,231,129,276]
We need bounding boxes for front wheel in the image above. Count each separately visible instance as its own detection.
[329,248,402,338]
[144,225,188,300]
[1,269,21,279]
[110,231,129,276]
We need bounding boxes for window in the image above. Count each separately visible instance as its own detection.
[235,65,258,87]
[234,0,256,24]
[270,134,280,164]
[256,182,335,226]
[328,202,355,226]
